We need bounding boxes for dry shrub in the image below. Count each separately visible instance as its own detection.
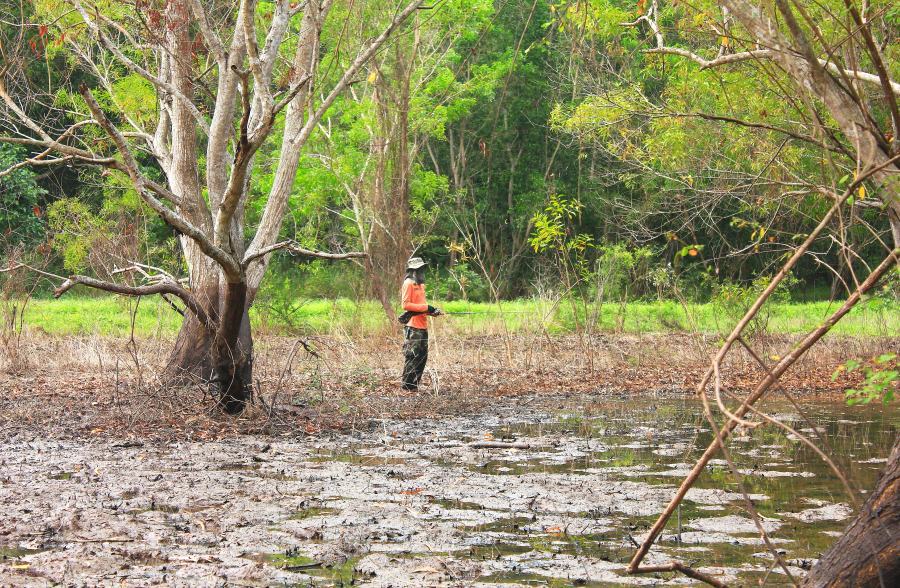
[0,250,44,374]
[1,326,894,441]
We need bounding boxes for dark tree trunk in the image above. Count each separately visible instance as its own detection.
[167,280,254,414]
[212,282,252,414]
[366,255,398,325]
[168,281,218,381]
[803,437,900,587]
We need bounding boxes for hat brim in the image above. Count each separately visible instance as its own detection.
[407,260,427,269]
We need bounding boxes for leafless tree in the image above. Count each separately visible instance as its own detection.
[0,0,426,413]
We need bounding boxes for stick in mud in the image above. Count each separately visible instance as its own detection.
[467,441,531,449]
[633,562,728,588]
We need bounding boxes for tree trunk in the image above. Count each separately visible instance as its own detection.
[212,282,252,414]
[803,437,900,587]
[167,279,254,414]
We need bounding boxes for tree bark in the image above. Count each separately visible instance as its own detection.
[803,437,900,587]
[167,279,254,414]
[212,282,252,414]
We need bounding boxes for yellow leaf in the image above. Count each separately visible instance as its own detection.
[858,185,866,199]
[11,564,29,570]
[367,70,377,84]
[721,36,730,47]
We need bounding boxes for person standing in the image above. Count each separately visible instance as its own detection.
[400,257,442,390]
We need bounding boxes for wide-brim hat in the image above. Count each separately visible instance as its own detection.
[406,257,427,269]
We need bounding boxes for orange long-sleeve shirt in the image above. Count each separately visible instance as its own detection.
[401,278,429,330]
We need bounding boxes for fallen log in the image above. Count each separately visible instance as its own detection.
[468,441,530,449]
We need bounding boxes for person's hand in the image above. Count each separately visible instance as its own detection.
[428,305,443,316]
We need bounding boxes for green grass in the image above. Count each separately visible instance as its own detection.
[15,295,899,338]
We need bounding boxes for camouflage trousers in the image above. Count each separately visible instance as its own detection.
[401,327,428,390]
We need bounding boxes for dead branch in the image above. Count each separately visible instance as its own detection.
[627,245,899,573]
[242,240,367,267]
[53,275,214,330]
[468,441,531,449]
[628,5,900,96]
[632,562,728,588]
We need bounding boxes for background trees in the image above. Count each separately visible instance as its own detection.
[1,0,897,361]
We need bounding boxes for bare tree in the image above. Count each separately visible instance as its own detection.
[0,0,426,413]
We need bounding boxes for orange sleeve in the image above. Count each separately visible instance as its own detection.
[401,279,428,312]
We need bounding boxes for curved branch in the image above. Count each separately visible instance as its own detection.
[0,155,73,179]
[644,46,774,69]
[241,240,367,268]
[54,275,214,330]
[647,45,900,94]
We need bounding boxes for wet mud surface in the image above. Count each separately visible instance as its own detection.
[1,394,896,586]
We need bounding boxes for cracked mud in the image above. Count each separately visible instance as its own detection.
[1,396,896,586]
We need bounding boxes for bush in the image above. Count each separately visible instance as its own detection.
[711,274,798,336]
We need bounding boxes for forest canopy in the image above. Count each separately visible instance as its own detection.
[2,0,896,306]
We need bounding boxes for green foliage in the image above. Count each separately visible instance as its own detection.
[594,242,653,301]
[107,74,156,126]
[835,354,898,405]
[0,145,46,245]
[433,260,491,302]
[46,198,111,272]
[530,194,587,253]
[711,274,798,336]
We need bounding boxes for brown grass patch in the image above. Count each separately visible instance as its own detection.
[0,330,893,442]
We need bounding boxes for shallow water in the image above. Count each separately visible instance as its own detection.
[0,395,896,586]
[464,399,897,585]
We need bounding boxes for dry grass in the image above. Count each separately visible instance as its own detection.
[0,329,893,442]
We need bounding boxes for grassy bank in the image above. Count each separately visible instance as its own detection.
[14,295,898,338]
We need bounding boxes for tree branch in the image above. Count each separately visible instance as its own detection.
[241,240,367,267]
[631,562,727,588]
[646,45,900,94]
[79,84,241,280]
[54,275,214,330]
[669,111,846,154]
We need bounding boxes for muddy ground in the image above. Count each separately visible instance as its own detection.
[1,334,897,586]
[2,392,897,587]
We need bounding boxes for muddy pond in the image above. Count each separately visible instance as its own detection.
[1,394,897,586]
